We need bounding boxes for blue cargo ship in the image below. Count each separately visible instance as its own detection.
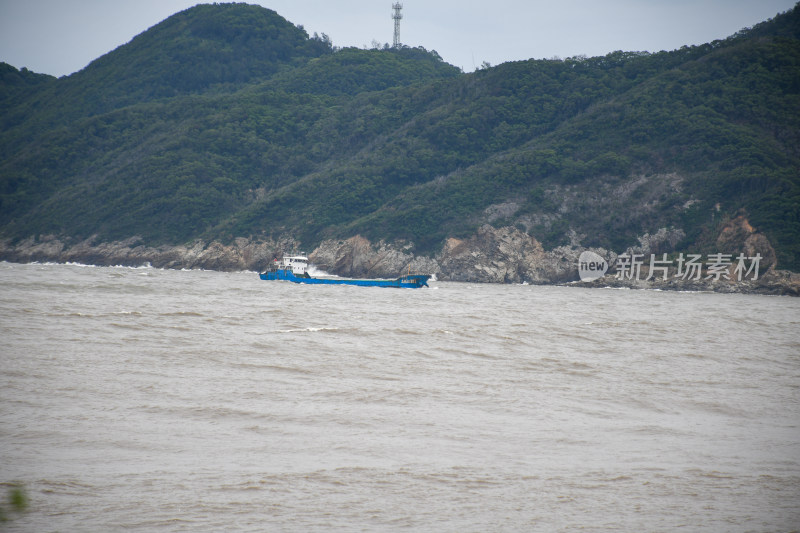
[259,255,430,288]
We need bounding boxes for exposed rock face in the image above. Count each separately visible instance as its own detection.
[435,225,588,284]
[311,226,608,285]
[627,227,686,256]
[0,235,297,272]
[436,226,543,283]
[716,215,777,271]
[309,236,438,278]
[1,219,797,295]
[576,216,797,295]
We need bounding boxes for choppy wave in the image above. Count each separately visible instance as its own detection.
[1,262,799,532]
[277,326,342,333]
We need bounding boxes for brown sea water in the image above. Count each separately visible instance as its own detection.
[1,261,799,532]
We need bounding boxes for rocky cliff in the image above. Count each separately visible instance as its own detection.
[2,219,797,296]
[0,235,296,272]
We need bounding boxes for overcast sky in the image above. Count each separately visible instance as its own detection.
[0,0,796,77]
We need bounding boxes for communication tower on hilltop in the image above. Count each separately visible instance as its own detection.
[392,3,403,48]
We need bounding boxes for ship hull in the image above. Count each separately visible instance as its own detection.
[259,269,429,288]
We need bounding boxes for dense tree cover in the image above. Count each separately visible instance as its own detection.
[0,3,332,134]
[1,3,798,269]
[0,64,55,112]
[266,46,459,96]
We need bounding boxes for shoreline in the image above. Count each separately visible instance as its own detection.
[3,236,797,297]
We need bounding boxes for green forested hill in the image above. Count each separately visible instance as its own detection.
[1,3,799,269]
